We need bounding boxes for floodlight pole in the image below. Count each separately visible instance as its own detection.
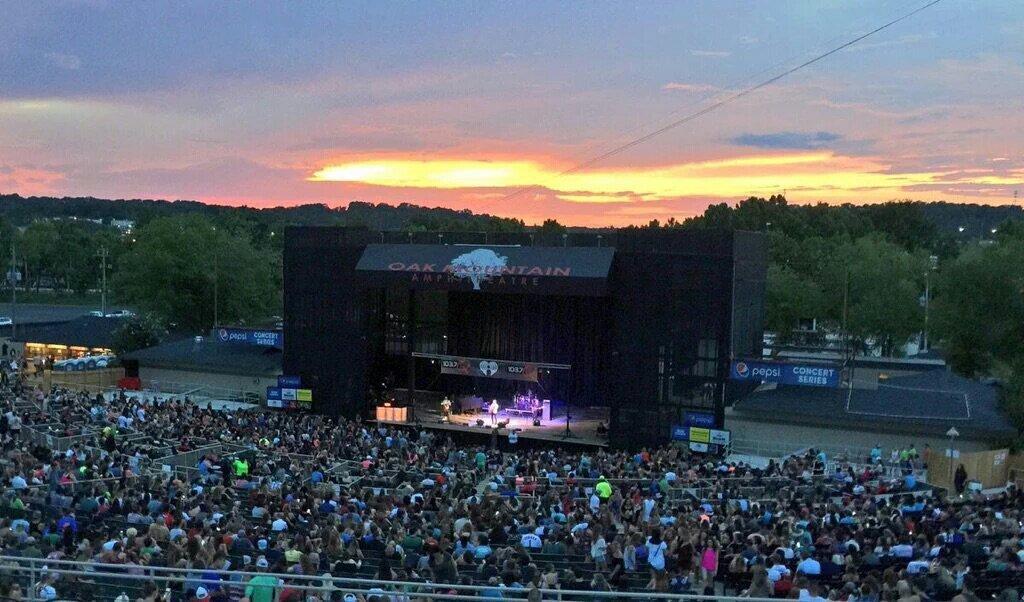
[946,426,959,489]
[9,241,16,339]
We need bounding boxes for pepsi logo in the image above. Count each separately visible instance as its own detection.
[734,362,749,377]
[217,328,229,342]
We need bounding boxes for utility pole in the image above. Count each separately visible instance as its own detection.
[96,247,109,316]
[212,253,219,329]
[8,241,16,339]
[922,255,938,353]
[842,267,853,395]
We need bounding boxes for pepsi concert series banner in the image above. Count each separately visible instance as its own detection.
[730,359,840,388]
[213,326,283,348]
[438,355,540,382]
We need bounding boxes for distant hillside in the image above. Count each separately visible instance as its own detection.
[0,194,1020,235]
[917,202,1023,238]
[0,194,525,231]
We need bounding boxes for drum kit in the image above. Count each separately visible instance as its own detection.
[512,390,540,416]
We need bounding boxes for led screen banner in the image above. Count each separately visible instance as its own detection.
[437,355,540,382]
[355,244,614,295]
[729,359,840,388]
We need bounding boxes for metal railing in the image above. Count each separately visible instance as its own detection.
[144,380,262,404]
[19,424,99,452]
[0,555,777,602]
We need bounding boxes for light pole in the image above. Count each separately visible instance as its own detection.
[922,255,938,352]
[946,426,959,490]
[96,247,109,316]
[211,227,219,330]
[8,241,17,339]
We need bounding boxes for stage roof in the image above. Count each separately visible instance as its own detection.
[355,243,615,295]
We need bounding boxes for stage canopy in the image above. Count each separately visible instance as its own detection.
[356,244,614,295]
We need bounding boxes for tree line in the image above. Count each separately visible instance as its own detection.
[1,194,1021,437]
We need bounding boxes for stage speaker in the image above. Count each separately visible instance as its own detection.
[475,419,485,427]
[532,418,541,427]
[541,399,551,422]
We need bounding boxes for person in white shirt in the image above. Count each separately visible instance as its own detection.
[891,541,915,558]
[798,585,827,602]
[796,551,821,575]
[767,556,791,582]
[521,532,542,549]
[489,399,499,424]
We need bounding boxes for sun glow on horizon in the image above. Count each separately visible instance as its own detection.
[309,153,1024,204]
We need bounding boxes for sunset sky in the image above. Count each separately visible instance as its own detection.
[2,1,1022,226]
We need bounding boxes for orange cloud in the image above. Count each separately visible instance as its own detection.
[309,151,1024,205]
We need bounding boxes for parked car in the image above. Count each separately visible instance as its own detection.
[104,309,135,318]
[0,317,11,327]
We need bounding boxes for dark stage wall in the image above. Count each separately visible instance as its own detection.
[445,293,606,406]
[283,227,767,447]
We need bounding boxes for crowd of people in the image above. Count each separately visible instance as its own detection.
[0,381,1020,601]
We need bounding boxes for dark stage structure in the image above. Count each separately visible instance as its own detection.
[283,227,766,448]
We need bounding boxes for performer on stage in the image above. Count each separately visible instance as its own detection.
[440,397,452,420]
[489,399,500,424]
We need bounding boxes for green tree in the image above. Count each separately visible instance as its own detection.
[112,313,168,355]
[826,235,927,355]
[764,264,825,340]
[114,214,278,332]
[932,226,1024,377]
[17,221,60,291]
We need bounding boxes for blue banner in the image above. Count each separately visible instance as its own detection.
[671,425,689,441]
[278,375,301,388]
[684,412,715,428]
[730,360,840,388]
[213,327,283,348]
[266,387,282,400]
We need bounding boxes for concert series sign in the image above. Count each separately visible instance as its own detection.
[213,326,283,348]
[437,355,540,382]
[729,359,840,388]
[356,244,614,296]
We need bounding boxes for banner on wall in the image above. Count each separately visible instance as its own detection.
[438,355,540,382]
[213,327,283,348]
[729,360,840,388]
[671,425,731,446]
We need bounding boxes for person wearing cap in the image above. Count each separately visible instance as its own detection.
[191,586,210,602]
[244,557,279,602]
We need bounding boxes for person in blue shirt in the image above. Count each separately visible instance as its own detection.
[56,512,77,536]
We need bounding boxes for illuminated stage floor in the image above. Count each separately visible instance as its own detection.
[375,398,610,448]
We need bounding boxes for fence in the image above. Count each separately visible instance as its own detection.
[143,379,262,404]
[924,446,1011,490]
[0,555,777,602]
[19,424,99,452]
[151,442,240,471]
[46,367,125,393]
